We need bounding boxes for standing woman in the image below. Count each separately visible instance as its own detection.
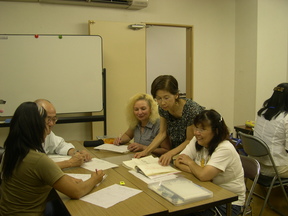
[175,109,245,216]
[114,93,170,156]
[135,75,205,165]
[0,102,104,216]
[253,83,288,178]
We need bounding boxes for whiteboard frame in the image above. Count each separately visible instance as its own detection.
[0,34,103,116]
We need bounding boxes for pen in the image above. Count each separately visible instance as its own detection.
[118,133,122,144]
[116,133,122,145]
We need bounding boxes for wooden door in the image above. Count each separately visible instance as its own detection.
[89,20,146,138]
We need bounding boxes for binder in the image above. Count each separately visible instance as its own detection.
[148,177,213,206]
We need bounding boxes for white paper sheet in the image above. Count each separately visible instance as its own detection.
[80,184,142,208]
[81,158,118,171]
[48,156,118,171]
[48,155,71,162]
[94,144,129,153]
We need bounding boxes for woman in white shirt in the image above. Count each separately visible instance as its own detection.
[175,109,245,216]
[254,83,288,178]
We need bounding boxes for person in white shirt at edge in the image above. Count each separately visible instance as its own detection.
[35,99,92,169]
[254,83,288,178]
[175,109,245,216]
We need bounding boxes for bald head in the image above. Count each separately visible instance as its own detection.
[35,99,57,134]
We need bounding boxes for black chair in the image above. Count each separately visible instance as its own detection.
[44,189,71,216]
[239,132,288,216]
[239,155,260,216]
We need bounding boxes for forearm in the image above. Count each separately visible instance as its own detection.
[71,178,99,199]
[174,159,192,173]
[151,147,169,157]
[56,160,72,169]
[67,148,77,156]
[144,133,166,154]
[186,160,212,182]
[54,174,102,199]
[120,133,132,144]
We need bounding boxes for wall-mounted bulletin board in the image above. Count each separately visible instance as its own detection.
[0,34,103,117]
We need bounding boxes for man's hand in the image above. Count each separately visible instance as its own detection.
[79,149,92,162]
[68,153,85,167]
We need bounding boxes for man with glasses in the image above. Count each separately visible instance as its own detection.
[35,99,92,169]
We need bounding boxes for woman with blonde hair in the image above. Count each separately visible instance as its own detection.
[114,93,170,156]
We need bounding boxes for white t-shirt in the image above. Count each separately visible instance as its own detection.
[180,137,246,206]
[254,112,288,166]
[43,131,75,156]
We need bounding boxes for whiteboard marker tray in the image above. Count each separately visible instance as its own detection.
[148,177,213,206]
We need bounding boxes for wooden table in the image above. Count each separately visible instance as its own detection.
[59,158,167,216]
[59,141,238,216]
[234,125,254,138]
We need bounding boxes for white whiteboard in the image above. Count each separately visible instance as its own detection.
[0,34,103,116]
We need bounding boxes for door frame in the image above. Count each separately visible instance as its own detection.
[144,23,193,99]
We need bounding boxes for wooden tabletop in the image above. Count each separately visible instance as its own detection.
[60,141,238,216]
[59,157,167,216]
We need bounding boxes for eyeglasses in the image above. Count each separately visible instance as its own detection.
[193,127,207,133]
[46,117,58,123]
[154,96,171,103]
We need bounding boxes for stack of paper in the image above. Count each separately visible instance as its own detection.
[94,144,129,153]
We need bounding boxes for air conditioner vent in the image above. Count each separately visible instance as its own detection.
[0,0,148,10]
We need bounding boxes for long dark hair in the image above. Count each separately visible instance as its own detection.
[257,83,288,120]
[151,75,179,98]
[2,102,47,180]
[194,109,230,155]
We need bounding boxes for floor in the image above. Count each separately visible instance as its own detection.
[246,180,288,216]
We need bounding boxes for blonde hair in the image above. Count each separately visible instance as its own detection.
[126,93,159,129]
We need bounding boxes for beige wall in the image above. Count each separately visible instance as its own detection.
[234,0,288,126]
[0,0,287,144]
[256,0,288,110]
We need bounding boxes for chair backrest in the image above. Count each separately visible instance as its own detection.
[239,132,270,157]
[239,154,260,216]
[240,154,260,180]
[239,132,279,179]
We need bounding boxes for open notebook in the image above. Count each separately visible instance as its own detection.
[122,155,180,179]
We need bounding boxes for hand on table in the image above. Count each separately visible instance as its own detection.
[113,136,122,145]
[159,151,174,166]
[176,154,193,166]
[92,169,105,185]
[134,150,148,158]
[79,149,92,162]
[128,142,145,152]
[68,153,85,167]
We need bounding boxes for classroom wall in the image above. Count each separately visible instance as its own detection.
[1,0,287,144]
[256,0,288,111]
[234,0,288,126]
[0,0,236,144]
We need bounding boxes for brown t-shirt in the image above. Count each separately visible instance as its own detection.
[0,150,64,216]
